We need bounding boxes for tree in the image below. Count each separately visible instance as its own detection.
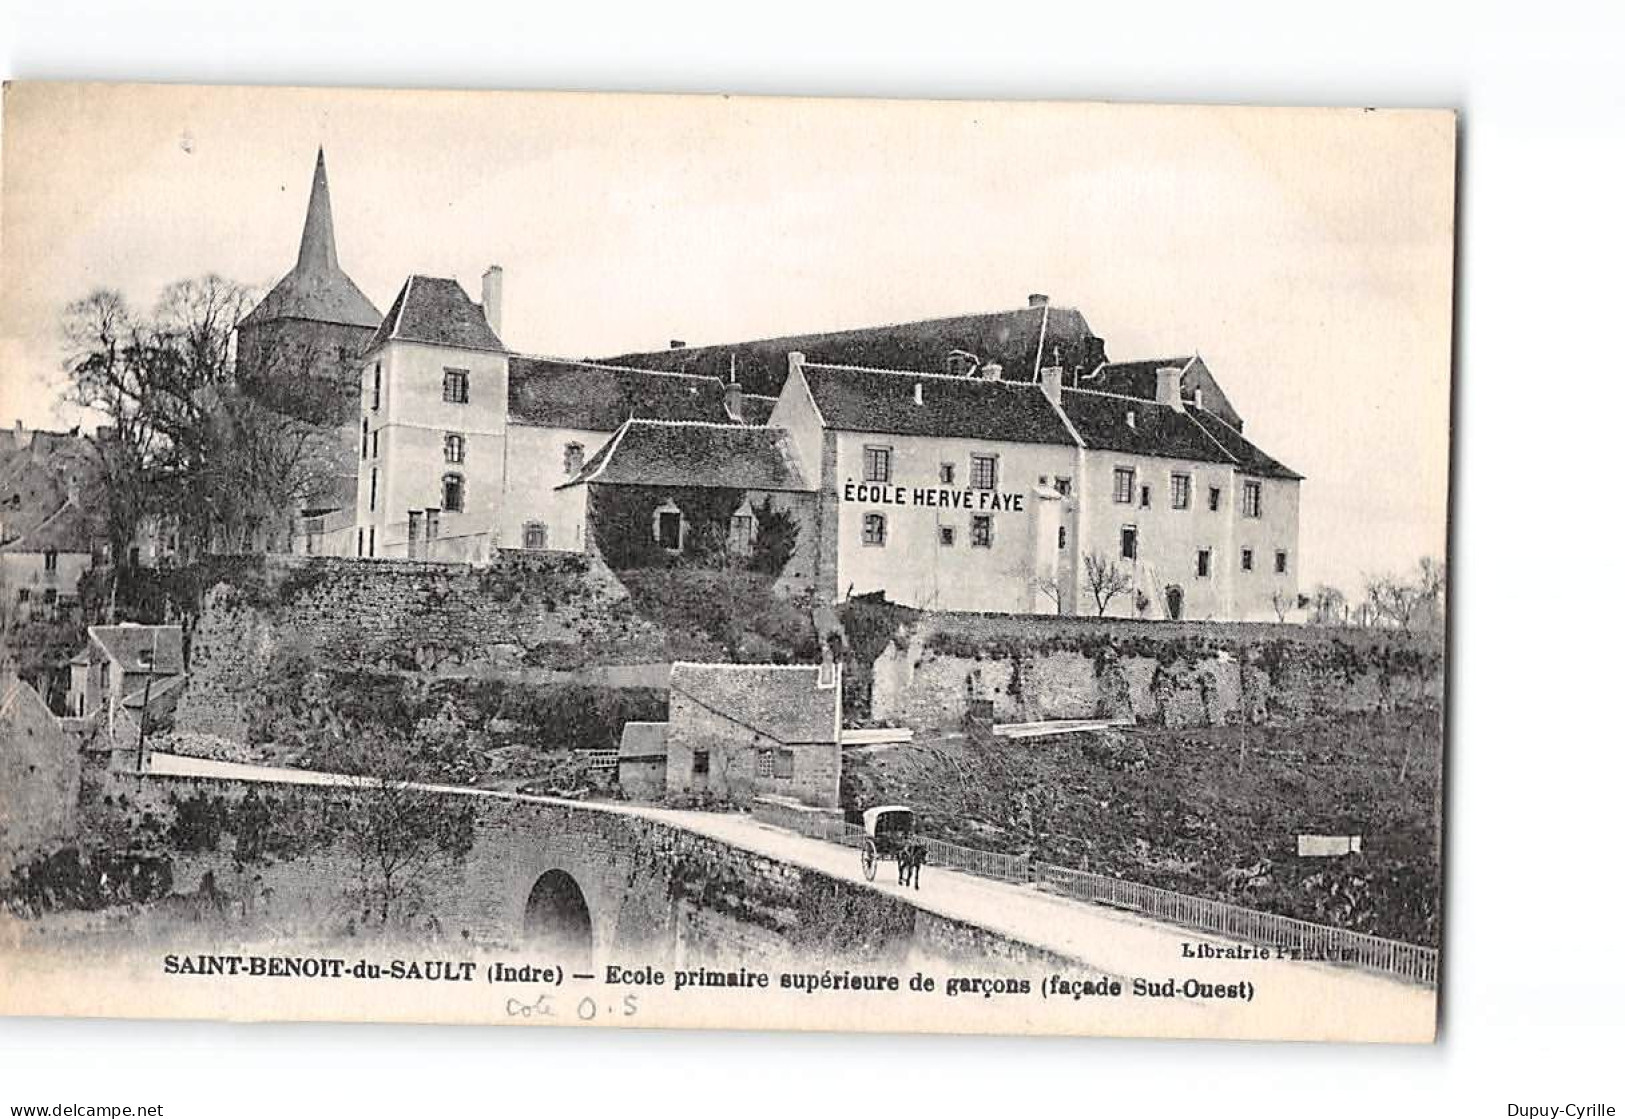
[1415,556,1447,631]
[1083,552,1133,617]
[746,497,800,576]
[317,727,477,930]
[60,274,329,565]
[1270,589,1294,623]
[1307,584,1347,626]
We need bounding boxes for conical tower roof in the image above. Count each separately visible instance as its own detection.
[240,149,382,330]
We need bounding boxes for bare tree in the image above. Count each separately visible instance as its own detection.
[1307,584,1347,626]
[1270,589,1293,623]
[1083,552,1133,617]
[1364,574,1423,632]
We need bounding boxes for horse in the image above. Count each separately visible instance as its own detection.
[897,839,927,889]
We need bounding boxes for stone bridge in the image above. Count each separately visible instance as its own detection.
[102,763,1073,974]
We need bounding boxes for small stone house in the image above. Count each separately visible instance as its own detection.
[664,660,842,808]
[66,624,185,721]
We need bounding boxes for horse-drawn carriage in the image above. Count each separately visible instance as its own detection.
[859,805,926,886]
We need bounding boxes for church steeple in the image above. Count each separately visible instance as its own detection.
[296,147,340,273]
[238,147,381,331]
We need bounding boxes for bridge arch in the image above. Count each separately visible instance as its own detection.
[523,869,594,971]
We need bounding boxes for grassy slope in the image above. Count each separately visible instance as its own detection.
[841,704,1442,945]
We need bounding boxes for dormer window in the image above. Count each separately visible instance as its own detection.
[945,351,977,377]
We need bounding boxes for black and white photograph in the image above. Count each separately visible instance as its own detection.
[0,83,1454,1044]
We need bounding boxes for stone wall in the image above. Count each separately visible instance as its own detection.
[173,552,673,742]
[870,613,1443,730]
[0,679,82,876]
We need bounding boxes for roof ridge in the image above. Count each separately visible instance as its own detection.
[671,661,823,672]
[514,354,726,382]
[621,418,769,431]
[805,360,1048,385]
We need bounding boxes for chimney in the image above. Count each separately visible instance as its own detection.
[1039,365,1063,406]
[1028,293,1049,308]
[1126,408,1137,429]
[788,351,806,382]
[1192,387,1204,411]
[1155,366,1185,412]
[669,339,687,350]
[981,362,1003,382]
[913,382,924,406]
[725,379,743,420]
[481,265,504,340]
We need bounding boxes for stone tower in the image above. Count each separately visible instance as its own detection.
[235,148,382,424]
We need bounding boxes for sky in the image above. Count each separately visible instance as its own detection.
[0,82,1454,593]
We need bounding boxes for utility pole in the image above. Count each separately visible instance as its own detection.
[135,626,158,773]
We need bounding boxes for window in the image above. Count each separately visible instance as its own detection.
[693,749,710,777]
[939,462,956,486]
[1208,486,1222,512]
[656,505,683,551]
[862,513,887,547]
[367,527,375,558]
[1139,485,1151,508]
[16,588,29,603]
[371,430,379,458]
[970,454,999,490]
[1120,526,1138,561]
[1241,547,1254,572]
[564,442,585,476]
[1058,525,1068,551]
[1243,480,1262,518]
[756,748,775,779]
[938,525,956,547]
[971,514,993,548]
[444,433,464,464]
[371,365,381,410]
[1275,550,1289,574]
[361,419,368,457]
[44,549,58,573]
[774,749,794,779]
[1171,473,1191,510]
[442,368,469,404]
[729,512,756,553]
[1196,549,1212,578]
[1113,467,1135,504]
[1054,476,1072,496]
[369,468,378,512]
[523,522,547,550]
[357,529,365,556]
[441,472,465,513]
[43,588,58,605]
[863,445,893,484]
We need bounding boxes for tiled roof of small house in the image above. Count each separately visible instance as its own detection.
[507,358,733,431]
[562,420,813,492]
[88,625,185,676]
[598,302,1104,398]
[240,150,381,331]
[1058,389,1302,480]
[800,362,1079,445]
[368,275,505,353]
[669,662,840,745]
[618,721,669,761]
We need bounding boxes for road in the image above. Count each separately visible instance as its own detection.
[145,752,1436,1040]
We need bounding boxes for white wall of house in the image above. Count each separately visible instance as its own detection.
[830,430,1078,613]
[500,423,610,552]
[354,340,508,558]
[0,551,93,625]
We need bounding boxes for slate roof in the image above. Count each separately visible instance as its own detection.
[369,275,505,354]
[737,394,778,425]
[562,420,813,492]
[598,303,1104,398]
[800,363,1078,445]
[618,721,669,761]
[1058,389,1302,480]
[88,625,185,675]
[121,673,187,716]
[669,662,840,745]
[240,150,381,331]
[0,499,97,554]
[508,358,733,431]
[1085,357,1195,402]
